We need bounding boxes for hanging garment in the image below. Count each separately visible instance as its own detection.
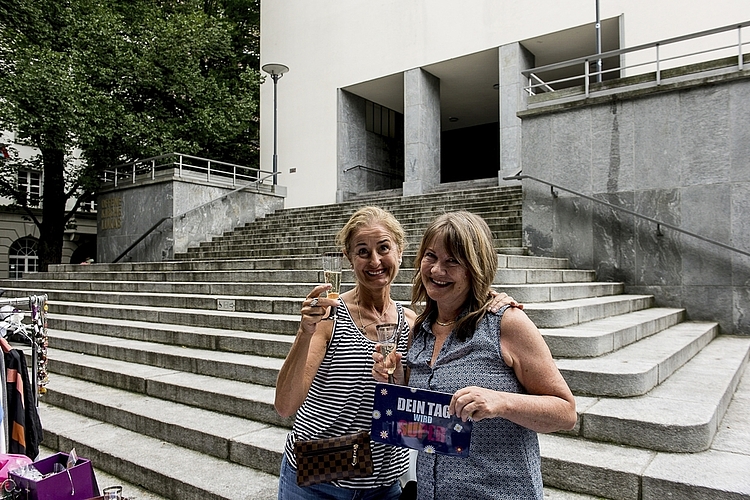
[5,349,42,458]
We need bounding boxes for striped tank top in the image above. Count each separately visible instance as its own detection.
[283,298,410,488]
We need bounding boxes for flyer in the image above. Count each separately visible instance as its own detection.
[370,383,473,457]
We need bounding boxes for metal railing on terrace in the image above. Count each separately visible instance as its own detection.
[523,20,750,99]
[102,153,275,188]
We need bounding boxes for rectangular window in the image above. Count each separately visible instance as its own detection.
[365,100,399,139]
[18,170,41,205]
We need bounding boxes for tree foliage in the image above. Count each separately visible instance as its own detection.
[0,0,260,270]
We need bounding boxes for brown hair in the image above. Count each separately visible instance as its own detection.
[411,211,498,341]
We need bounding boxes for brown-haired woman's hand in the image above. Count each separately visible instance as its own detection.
[372,349,405,385]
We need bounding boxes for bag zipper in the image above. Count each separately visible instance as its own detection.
[299,442,362,466]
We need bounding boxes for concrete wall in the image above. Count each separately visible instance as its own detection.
[261,0,749,208]
[520,73,750,334]
[97,176,285,263]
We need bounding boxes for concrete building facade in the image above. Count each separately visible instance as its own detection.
[260,0,749,208]
[0,131,97,278]
[260,2,750,334]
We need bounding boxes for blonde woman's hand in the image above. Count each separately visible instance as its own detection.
[300,284,337,334]
[488,290,523,313]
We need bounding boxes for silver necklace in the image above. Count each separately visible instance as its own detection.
[356,291,392,334]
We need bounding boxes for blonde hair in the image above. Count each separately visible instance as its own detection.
[335,206,407,256]
[412,211,498,341]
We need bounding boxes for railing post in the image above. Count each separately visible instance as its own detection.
[151,159,155,180]
[132,163,136,183]
[656,43,661,85]
[207,160,211,183]
[114,168,118,188]
[584,60,590,96]
[179,155,183,177]
[739,26,744,71]
[233,166,237,187]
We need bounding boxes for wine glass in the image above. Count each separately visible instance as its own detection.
[376,323,399,383]
[323,252,343,320]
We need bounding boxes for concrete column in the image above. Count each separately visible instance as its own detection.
[336,89,367,202]
[403,68,441,196]
[498,43,534,184]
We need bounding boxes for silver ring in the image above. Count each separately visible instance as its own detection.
[309,298,319,307]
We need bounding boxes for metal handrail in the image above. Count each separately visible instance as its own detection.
[102,153,273,188]
[504,173,750,258]
[112,176,280,263]
[523,20,750,96]
[343,164,404,180]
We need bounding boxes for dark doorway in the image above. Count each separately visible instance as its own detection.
[441,122,499,183]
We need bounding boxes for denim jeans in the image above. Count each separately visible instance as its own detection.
[278,454,402,500]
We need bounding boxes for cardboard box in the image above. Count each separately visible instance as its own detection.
[9,452,100,500]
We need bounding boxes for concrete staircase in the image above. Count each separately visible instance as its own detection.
[2,185,749,500]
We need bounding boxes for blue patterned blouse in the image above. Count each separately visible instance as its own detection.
[405,305,543,499]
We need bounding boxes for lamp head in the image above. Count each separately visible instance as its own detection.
[262,63,289,81]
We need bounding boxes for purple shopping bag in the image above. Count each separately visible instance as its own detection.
[9,452,100,500]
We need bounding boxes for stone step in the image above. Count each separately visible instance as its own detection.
[202,229,523,248]
[42,374,288,475]
[541,432,750,500]
[5,281,621,313]
[557,321,718,397]
[179,246,532,260]
[43,293,652,334]
[574,334,750,453]
[47,321,741,454]
[223,214,522,237]
[264,190,521,216]
[192,236,523,252]
[225,211,522,237]
[220,219,522,242]
[48,314,293,358]
[46,347,290,427]
[40,404,280,500]
[1,266,595,292]
[523,294,654,329]
[542,307,686,358]
[48,329,283,387]
[47,301,300,334]
[549,353,750,499]
[541,363,750,500]
[46,253,573,273]
[38,262,576,281]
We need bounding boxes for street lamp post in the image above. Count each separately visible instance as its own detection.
[261,63,289,186]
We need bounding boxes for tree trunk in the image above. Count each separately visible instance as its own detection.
[38,148,67,272]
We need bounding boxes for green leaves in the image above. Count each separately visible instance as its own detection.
[0,0,261,268]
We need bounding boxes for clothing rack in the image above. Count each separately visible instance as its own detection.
[0,294,49,407]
